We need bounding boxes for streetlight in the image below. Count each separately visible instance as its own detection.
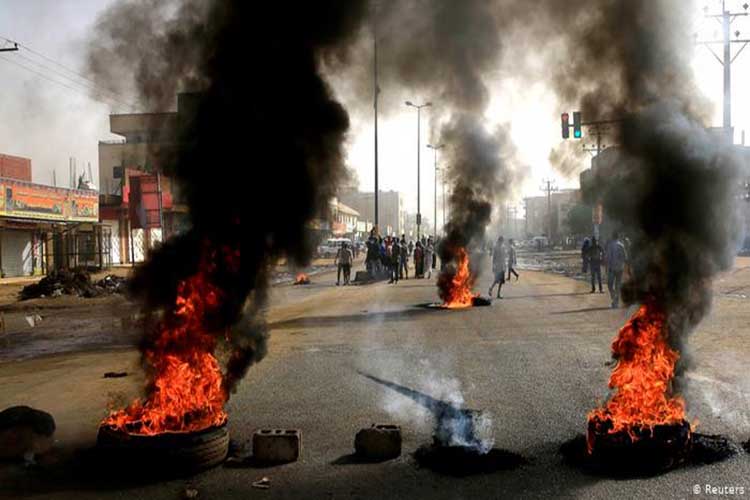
[405,100,431,241]
[426,143,443,241]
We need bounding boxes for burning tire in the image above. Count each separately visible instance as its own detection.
[97,423,229,475]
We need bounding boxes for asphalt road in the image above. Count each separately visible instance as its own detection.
[1,256,749,499]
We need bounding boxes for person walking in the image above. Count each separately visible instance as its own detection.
[507,238,519,281]
[488,236,507,298]
[424,239,434,279]
[399,237,409,279]
[389,238,401,284]
[605,232,628,308]
[581,237,591,275]
[588,236,604,293]
[335,241,346,286]
[414,241,424,278]
[339,242,354,285]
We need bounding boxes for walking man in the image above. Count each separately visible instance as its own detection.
[389,238,401,284]
[606,232,628,308]
[507,238,519,281]
[424,239,434,279]
[399,236,409,279]
[488,236,507,298]
[335,242,346,286]
[589,236,604,293]
[340,242,354,285]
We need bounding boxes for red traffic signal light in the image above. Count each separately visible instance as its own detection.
[561,113,570,139]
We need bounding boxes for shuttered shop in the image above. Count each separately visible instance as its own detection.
[1,229,33,277]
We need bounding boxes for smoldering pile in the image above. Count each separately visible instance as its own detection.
[19,271,127,300]
[360,373,525,476]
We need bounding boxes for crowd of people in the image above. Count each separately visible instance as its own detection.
[581,232,628,308]
[359,229,440,284]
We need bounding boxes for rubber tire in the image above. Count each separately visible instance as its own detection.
[97,424,229,475]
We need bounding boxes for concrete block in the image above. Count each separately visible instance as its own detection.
[252,429,300,464]
[355,424,402,460]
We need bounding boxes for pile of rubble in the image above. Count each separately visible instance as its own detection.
[19,271,128,300]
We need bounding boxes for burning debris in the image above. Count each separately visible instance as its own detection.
[293,273,311,286]
[437,247,477,309]
[586,304,689,463]
[87,0,369,463]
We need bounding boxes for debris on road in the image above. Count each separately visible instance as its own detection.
[182,486,199,499]
[19,271,127,300]
[0,406,56,464]
[251,477,271,490]
[355,424,402,460]
[252,429,301,464]
[24,314,43,328]
[103,372,128,378]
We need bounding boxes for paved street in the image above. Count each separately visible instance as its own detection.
[1,256,749,499]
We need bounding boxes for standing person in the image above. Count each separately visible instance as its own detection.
[605,232,628,308]
[424,239,434,279]
[488,236,507,298]
[414,241,424,278]
[581,237,591,275]
[335,241,346,286]
[507,238,519,281]
[339,242,354,285]
[588,236,604,293]
[430,238,437,270]
[389,238,401,284]
[408,239,414,257]
[399,236,409,279]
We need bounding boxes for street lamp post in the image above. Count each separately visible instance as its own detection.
[427,143,443,241]
[405,100,431,241]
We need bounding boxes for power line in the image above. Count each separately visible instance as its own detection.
[1,36,138,111]
[0,53,132,110]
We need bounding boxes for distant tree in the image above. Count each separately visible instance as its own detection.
[565,203,593,237]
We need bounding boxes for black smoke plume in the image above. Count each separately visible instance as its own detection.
[542,0,743,370]
[353,1,527,293]
[88,0,368,393]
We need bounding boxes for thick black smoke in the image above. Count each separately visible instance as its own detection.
[541,0,743,367]
[88,0,368,392]
[351,1,527,291]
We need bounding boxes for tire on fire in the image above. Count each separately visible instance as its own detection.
[97,423,229,474]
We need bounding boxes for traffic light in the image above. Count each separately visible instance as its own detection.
[573,111,582,138]
[561,113,570,139]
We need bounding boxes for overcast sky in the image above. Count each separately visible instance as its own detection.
[0,0,748,218]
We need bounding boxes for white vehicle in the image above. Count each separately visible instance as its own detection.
[317,238,352,258]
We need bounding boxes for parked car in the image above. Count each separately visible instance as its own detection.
[317,238,352,258]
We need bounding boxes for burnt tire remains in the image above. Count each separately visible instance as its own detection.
[96,424,229,476]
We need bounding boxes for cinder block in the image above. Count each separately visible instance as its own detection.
[252,429,300,464]
[355,424,402,460]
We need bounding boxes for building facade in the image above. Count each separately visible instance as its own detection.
[0,153,101,277]
[338,189,405,237]
[524,189,580,240]
[98,98,188,264]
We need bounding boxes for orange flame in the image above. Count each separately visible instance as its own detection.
[441,247,478,309]
[294,272,310,284]
[587,304,687,450]
[102,265,228,435]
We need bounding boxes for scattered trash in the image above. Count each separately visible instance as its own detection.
[252,477,271,490]
[19,271,127,300]
[103,372,128,379]
[183,486,199,499]
[24,314,43,328]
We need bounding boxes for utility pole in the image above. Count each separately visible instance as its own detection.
[405,100,432,241]
[698,0,749,140]
[427,143,443,241]
[373,12,380,231]
[540,179,558,243]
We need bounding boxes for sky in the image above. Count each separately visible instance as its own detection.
[0,0,748,219]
